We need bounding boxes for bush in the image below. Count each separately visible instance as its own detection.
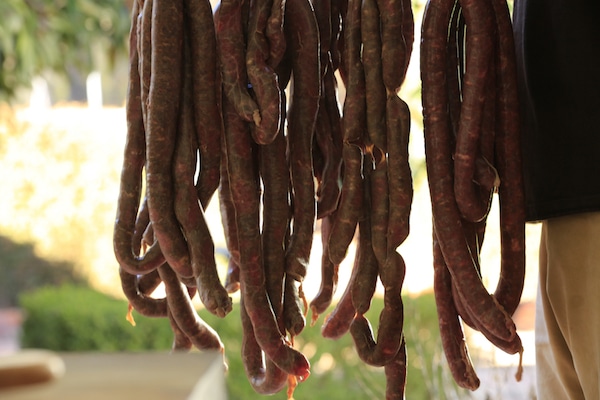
[19,284,469,398]
[19,284,173,352]
[198,291,469,400]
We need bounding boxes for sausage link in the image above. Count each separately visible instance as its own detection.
[259,101,289,337]
[383,336,407,400]
[173,46,232,317]
[114,0,165,276]
[240,295,289,395]
[361,0,387,154]
[370,157,390,266]
[309,214,340,323]
[283,0,321,281]
[183,0,223,208]
[377,0,406,94]
[265,0,286,68]
[400,0,414,76]
[222,94,310,379]
[146,0,194,278]
[158,264,224,351]
[340,0,366,145]
[168,307,194,351]
[350,251,405,367]
[490,0,526,317]
[421,0,517,342]
[284,275,307,337]
[119,267,167,318]
[314,80,342,219]
[315,63,344,219]
[350,164,378,315]
[215,0,261,123]
[321,242,359,339]
[385,95,412,252]
[246,0,282,144]
[218,127,241,294]
[327,0,366,265]
[432,230,480,390]
[328,143,364,265]
[452,0,495,223]
[139,0,153,127]
[446,1,463,138]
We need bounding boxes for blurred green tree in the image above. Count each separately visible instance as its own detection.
[0,0,131,102]
[0,235,88,308]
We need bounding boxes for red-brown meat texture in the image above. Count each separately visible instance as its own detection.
[283,0,321,281]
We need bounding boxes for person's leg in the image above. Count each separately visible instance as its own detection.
[536,213,600,399]
[536,222,583,399]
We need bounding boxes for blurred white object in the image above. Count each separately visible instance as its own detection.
[86,71,103,109]
[29,77,51,110]
[0,308,22,356]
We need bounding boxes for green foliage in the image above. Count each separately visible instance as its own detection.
[0,235,87,307]
[403,291,469,399]
[19,284,469,398]
[0,0,131,101]
[19,284,173,351]
[198,291,470,399]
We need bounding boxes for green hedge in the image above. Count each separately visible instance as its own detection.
[199,291,468,399]
[19,284,468,399]
[19,284,173,352]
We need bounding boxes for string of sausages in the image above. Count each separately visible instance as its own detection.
[113,0,525,397]
[421,0,526,390]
